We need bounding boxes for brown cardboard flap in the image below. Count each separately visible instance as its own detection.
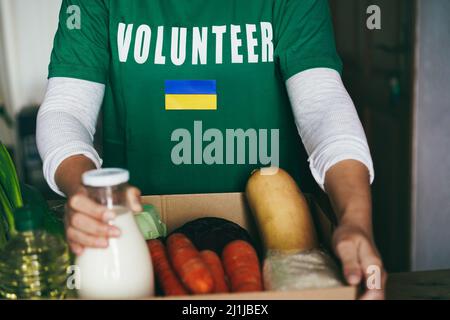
[155,286,356,300]
[142,192,259,237]
[306,194,336,252]
[142,192,335,249]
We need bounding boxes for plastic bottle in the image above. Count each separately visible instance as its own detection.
[0,206,70,299]
[75,168,154,299]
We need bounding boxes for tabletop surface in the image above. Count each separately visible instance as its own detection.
[386,269,450,300]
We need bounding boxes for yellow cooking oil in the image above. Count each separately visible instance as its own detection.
[0,206,70,299]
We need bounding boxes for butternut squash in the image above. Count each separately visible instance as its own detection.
[245,168,318,252]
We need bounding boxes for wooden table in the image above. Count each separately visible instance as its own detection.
[387,269,450,300]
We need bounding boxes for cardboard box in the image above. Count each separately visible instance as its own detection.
[141,192,356,300]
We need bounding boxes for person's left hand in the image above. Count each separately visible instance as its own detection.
[332,224,387,300]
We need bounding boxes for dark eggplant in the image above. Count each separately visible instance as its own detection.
[170,217,259,257]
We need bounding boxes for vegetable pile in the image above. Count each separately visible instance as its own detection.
[147,218,263,296]
[145,167,343,297]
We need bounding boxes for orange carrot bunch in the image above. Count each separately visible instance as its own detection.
[222,240,263,292]
[200,250,230,293]
[147,239,188,296]
[167,233,214,294]
[148,234,262,297]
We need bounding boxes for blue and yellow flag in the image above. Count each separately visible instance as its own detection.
[165,80,217,110]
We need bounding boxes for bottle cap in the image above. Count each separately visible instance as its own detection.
[14,206,44,232]
[82,168,130,188]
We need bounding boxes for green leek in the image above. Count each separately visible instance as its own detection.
[0,212,7,248]
[0,142,23,209]
[0,183,15,237]
[0,141,23,238]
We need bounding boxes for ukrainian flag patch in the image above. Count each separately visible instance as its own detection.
[165,80,217,110]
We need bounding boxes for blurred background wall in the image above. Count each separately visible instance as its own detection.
[0,0,59,189]
[0,0,59,114]
[0,0,449,272]
[411,0,450,271]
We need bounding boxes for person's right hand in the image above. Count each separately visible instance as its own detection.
[65,186,120,256]
[65,183,143,255]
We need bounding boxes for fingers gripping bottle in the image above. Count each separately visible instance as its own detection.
[76,168,154,299]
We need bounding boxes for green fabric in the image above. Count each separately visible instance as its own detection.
[49,0,342,195]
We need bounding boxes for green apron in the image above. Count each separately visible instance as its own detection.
[49,0,342,195]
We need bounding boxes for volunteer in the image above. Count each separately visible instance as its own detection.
[37,0,386,299]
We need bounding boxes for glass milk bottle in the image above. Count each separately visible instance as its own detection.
[75,168,154,299]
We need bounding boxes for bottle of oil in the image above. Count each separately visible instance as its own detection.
[0,206,70,299]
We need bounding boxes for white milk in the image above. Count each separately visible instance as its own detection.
[76,206,154,299]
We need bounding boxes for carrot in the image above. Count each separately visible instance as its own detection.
[147,239,188,296]
[200,250,230,293]
[222,240,263,292]
[167,233,214,294]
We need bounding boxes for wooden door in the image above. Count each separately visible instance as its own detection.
[329,0,415,272]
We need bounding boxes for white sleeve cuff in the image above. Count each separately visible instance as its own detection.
[43,144,102,197]
[308,135,375,190]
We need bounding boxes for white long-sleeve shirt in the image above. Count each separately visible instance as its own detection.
[37,68,374,196]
